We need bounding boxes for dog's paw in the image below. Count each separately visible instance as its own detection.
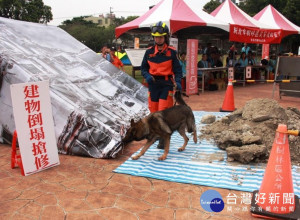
[193,136,198,143]
[158,155,167,160]
[131,155,140,160]
[178,147,185,152]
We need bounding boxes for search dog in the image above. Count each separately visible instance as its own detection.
[122,91,197,160]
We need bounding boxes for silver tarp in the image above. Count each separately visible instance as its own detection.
[0,17,149,158]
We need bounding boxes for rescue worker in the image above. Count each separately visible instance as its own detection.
[141,21,182,149]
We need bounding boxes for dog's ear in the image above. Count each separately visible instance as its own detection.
[130,119,135,126]
[174,90,187,106]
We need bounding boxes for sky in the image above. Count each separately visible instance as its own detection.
[43,0,210,26]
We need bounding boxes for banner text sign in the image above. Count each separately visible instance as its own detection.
[186,39,198,96]
[10,80,60,176]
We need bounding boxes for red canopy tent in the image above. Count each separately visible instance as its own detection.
[211,0,282,44]
[115,0,228,39]
[253,4,300,38]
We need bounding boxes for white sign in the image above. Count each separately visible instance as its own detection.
[169,37,178,51]
[10,80,60,176]
[125,49,147,67]
[228,67,234,80]
[246,66,252,79]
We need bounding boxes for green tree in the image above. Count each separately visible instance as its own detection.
[113,16,138,27]
[239,0,286,16]
[238,0,299,26]
[60,16,139,52]
[60,17,109,52]
[0,0,23,20]
[283,0,300,26]
[203,0,221,14]
[0,0,52,23]
[114,16,139,47]
[61,16,95,26]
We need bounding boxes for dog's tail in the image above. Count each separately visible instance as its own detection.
[174,90,187,106]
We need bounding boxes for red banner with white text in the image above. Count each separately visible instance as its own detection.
[229,24,282,44]
[186,39,198,96]
[262,44,270,59]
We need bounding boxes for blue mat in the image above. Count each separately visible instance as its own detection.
[114,111,300,196]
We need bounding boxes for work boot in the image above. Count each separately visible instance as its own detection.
[156,138,165,149]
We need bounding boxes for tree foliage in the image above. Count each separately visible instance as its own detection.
[59,16,138,52]
[0,0,52,23]
[59,17,104,52]
[282,0,300,27]
[203,0,221,14]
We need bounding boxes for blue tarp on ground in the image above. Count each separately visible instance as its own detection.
[114,111,300,197]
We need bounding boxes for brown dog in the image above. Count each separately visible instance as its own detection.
[122,91,197,160]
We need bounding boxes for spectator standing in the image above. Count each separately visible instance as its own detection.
[236,52,248,79]
[100,46,111,62]
[105,48,111,62]
[268,54,277,73]
[229,43,237,54]
[247,51,260,79]
[197,53,210,70]
[197,53,210,77]
[251,52,259,65]
[241,43,251,55]
[203,43,212,57]
[178,52,187,90]
[100,46,107,56]
[210,51,223,68]
[198,53,213,89]
[211,51,224,81]
[203,43,213,63]
[226,50,238,67]
[110,47,124,71]
[178,52,186,77]
[247,51,254,65]
[267,54,277,80]
[237,52,248,67]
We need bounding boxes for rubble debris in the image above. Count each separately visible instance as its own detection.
[201,115,216,124]
[200,98,300,165]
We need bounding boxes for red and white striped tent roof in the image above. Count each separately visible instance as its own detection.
[115,0,228,38]
[210,0,282,44]
[253,4,300,38]
[211,0,274,29]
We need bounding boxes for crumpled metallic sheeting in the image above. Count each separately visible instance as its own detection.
[58,111,122,158]
[57,112,83,154]
[0,71,3,92]
[0,54,13,93]
[0,17,149,159]
[1,125,13,144]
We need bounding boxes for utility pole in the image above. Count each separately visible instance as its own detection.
[110,7,113,17]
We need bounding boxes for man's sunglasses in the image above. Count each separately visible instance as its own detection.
[151,26,164,34]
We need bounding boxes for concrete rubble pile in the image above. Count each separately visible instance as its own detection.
[201,98,300,165]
